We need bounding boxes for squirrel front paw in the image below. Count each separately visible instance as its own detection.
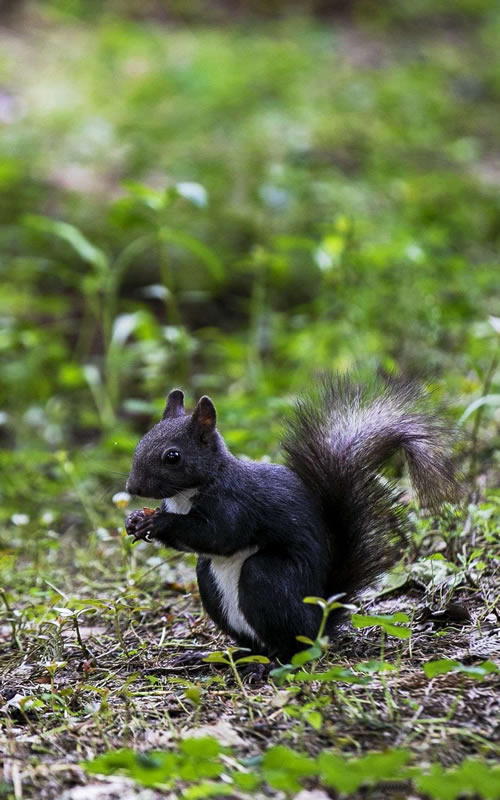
[125,507,159,541]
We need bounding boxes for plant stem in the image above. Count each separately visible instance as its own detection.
[1,590,21,650]
[469,345,498,480]
[73,613,91,659]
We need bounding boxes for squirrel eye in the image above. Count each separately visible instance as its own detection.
[162,448,181,465]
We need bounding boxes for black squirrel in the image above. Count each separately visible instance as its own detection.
[125,375,459,662]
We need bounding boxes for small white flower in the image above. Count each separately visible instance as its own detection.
[112,492,131,509]
[96,527,112,541]
[176,181,207,207]
[406,243,424,262]
[11,513,30,526]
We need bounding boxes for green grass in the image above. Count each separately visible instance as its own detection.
[0,3,499,798]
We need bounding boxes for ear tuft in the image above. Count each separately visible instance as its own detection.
[162,389,185,420]
[191,395,216,440]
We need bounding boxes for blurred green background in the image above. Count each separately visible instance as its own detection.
[0,0,498,524]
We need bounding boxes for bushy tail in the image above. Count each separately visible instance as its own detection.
[282,374,461,598]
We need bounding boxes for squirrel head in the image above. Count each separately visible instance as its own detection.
[126,389,224,499]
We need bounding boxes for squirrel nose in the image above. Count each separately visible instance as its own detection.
[126,478,141,495]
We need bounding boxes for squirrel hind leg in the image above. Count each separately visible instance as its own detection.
[238,552,324,662]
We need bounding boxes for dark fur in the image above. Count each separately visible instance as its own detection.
[126,376,460,662]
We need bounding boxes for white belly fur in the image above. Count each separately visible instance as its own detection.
[163,490,261,643]
[163,488,198,515]
[209,547,262,643]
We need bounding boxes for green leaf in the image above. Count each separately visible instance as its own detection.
[84,749,137,775]
[318,753,366,793]
[318,750,410,793]
[351,613,411,639]
[178,761,223,781]
[414,763,469,800]
[84,749,178,787]
[458,394,500,426]
[202,653,230,665]
[409,556,464,591]
[183,782,233,799]
[303,596,327,608]
[262,746,316,775]
[293,667,372,685]
[357,750,410,780]
[424,659,461,678]
[53,607,74,617]
[232,771,261,791]
[455,759,500,800]
[291,644,323,667]
[304,710,323,730]
[382,623,412,639]
[158,228,223,282]
[262,746,317,793]
[355,660,397,674]
[24,215,108,272]
[269,663,294,685]
[389,612,411,623]
[364,567,409,600]
[184,688,202,705]
[180,737,222,758]
[235,655,270,664]
[424,659,498,680]
[123,181,168,211]
[457,661,498,679]
[302,595,354,612]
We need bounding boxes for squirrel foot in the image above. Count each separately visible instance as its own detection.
[170,650,211,668]
[239,661,274,684]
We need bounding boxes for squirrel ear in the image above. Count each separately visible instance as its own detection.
[162,389,185,419]
[191,396,216,441]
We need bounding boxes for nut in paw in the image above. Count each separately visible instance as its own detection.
[125,507,159,542]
